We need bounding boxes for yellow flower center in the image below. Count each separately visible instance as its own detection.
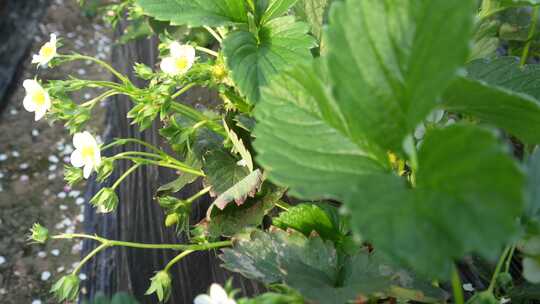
[81,146,95,160]
[40,44,55,58]
[32,91,47,106]
[175,57,189,71]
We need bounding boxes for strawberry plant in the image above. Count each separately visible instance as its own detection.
[25,0,540,303]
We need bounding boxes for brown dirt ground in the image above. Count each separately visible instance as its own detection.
[0,0,112,303]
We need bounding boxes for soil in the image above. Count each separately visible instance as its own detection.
[0,0,112,303]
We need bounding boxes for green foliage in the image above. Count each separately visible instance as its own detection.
[325,0,475,154]
[294,0,331,41]
[222,16,316,103]
[135,0,248,27]
[443,57,540,144]
[221,229,446,303]
[255,0,524,279]
[90,188,119,213]
[272,203,344,243]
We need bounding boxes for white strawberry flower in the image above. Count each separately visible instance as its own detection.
[22,79,51,121]
[160,42,196,76]
[194,283,236,304]
[70,132,101,179]
[32,34,58,67]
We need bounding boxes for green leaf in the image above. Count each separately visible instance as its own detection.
[255,63,389,200]
[325,0,475,153]
[345,125,523,277]
[260,0,298,24]
[254,0,523,279]
[523,237,540,283]
[135,0,248,27]
[157,153,201,195]
[443,58,540,144]
[212,169,264,209]
[221,229,446,303]
[273,203,344,243]
[294,0,331,41]
[203,149,250,196]
[223,16,316,103]
[208,186,285,237]
[526,150,540,224]
[501,0,540,7]
[224,121,253,172]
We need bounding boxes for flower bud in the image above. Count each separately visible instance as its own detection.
[96,158,114,182]
[50,274,80,301]
[64,165,84,186]
[90,187,119,213]
[29,223,49,244]
[145,270,172,302]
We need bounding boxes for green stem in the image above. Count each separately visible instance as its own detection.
[504,245,516,273]
[109,155,204,176]
[521,6,540,66]
[112,164,141,190]
[488,245,512,292]
[61,54,131,84]
[109,151,163,160]
[195,46,219,57]
[81,90,119,108]
[171,83,196,99]
[72,243,109,274]
[186,186,211,204]
[275,200,290,211]
[164,250,195,272]
[204,26,223,43]
[452,266,465,304]
[103,138,165,156]
[53,232,232,251]
[170,102,226,137]
[52,233,103,242]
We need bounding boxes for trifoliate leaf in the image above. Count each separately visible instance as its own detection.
[135,0,248,27]
[255,60,524,278]
[221,229,446,303]
[223,16,316,103]
[325,0,475,153]
[443,57,540,144]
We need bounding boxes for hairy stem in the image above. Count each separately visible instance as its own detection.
[521,6,540,66]
[488,245,512,292]
[195,46,219,57]
[112,163,141,189]
[452,266,465,304]
[72,242,109,274]
[164,250,195,272]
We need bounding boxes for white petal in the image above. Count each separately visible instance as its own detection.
[169,42,184,57]
[93,148,101,167]
[50,33,57,45]
[32,55,42,64]
[34,108,47,121]
[23,96,36,112]
[83,164,93,179]
[209,284,228,301]
[70,150,85,168]
[23,79,41,92]
[194,295,213,304]
[160,57,179,75]
[73,133,86,149]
